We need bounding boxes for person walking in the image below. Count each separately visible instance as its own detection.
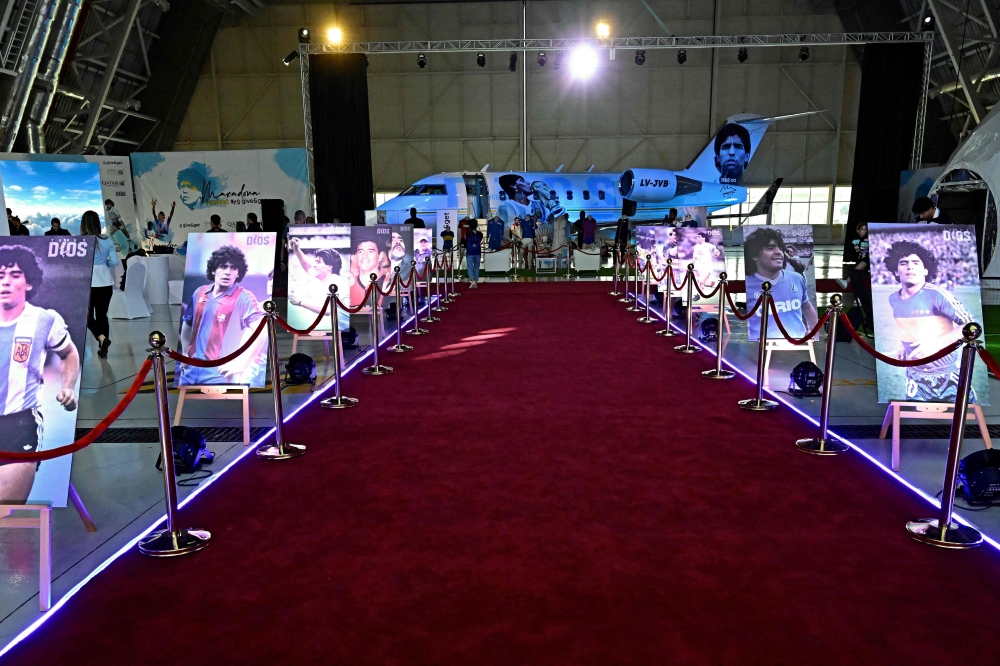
[82,210,120,359]
[466,220,484,288]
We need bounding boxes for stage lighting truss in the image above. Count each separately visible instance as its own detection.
[634,50,645,65]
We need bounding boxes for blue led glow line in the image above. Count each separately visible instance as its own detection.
[0,297,440,659]
[632,290,1000,553]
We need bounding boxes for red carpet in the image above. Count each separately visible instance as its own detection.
[10,281,1000,665]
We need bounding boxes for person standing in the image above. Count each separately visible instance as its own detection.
[44,219,70,236]
[246,213,263,232]
[912,196,953,224]
[81,210,120,359]
[207,214,226,233]
[521,213,537,269]
[407,208,426,229]
[9,217,29,236]
[848,222,873,335]
[466,220,483,288]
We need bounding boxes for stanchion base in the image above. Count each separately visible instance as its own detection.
[795,437,850,455]
[655,328,677,337]
[256,442,306,460]
[608,290,622,296]
[362,364,393,376]
[421,316,441,323]
[625,306,643,313]
[702,369,736,379]
[138,528,211,557]
[320,396,359,409]
[674,344,702,353]
[386,343,414,353]
[432,306,448,312]
[738,398,779,411]
[618,296,631,303]
[905,518,983,549]
[637,316,656,324]
[405,328,429,336]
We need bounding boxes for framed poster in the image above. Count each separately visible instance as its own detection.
[286,225,351,332]
[175,232,275,387]
[0,236,93,506]
[0,160,105,235]
[349,225,413,308]
[742,225,818,341]
[869,223,989,404]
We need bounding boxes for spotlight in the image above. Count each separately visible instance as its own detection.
[417,53,426,68]
[509,52,517,72]
[476,52,485,67]
[788,361,823,398]
[634,50,645,66]
[297,27,310,44]
[923,14,935,30]
[677,49,687,65]
[596,21,610,39]
[569,46,598,79]
[282,51,299,66]
[737,47,748,63]
[799,46,809,61]
[327,27,342,44]
[538,51,546,67]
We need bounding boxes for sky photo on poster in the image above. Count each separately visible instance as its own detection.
[0,160,105,235]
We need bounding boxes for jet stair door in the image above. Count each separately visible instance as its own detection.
[463,174,490,219]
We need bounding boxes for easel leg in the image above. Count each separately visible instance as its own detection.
[808,340,817,366]
[68,482,97,532]
[879,404,892,439]
[173,387,187,426]
[974,404,993,449]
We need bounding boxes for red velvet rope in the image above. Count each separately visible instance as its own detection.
[0,358,153,462]
[725,291,764,321]
[521,243,568,255]
[374,275,398,297]
[335,293,371,315]
[670,270,688,291]
[977,348,1000,378]
[483,243,512,254]
[276,297,330,335]
[165,316,268,367]
[768,300,830,345]
[838,311,963,367]
[693,280,722,299]
[575,246,603,255]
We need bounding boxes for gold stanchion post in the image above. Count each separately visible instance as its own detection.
[738,282,778,411]
[138,332,211,556]
[432,253,447,312]
[406,260,429,336]
[320,285,358,409]
[626,250,643,312]
[257,301,307,459]
[387,267,414,353]
[655,258,677,337]
[674,264,701,353]
[906,323,985,549]
[638,255,655,323]
[363,274,393,375]
[702,272,735,379]
[796,294,849,452]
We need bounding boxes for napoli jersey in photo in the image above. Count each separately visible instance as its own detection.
[889,284,974,376]
[748,269,811,339]
[0,302,71,415]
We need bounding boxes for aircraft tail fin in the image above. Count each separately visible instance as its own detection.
[679,114,773,185]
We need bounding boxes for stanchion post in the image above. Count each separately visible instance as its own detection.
[738,282,778,411]
[320,285,358,409]
[702,273,735,379]
[638,255,655,323]
[626,250,643,312]
[432,253,448,312]
[406,260,429,336]
[674,264,701,353]
[362,274,393,375]
[387,267,414,353]
[256,302,307,459]
[138,333,211,556]
[796,294,849,452]
[445,249,457,300]
[619,249,632,303]
[609,248,621,296]
[655,258,677,337]
[422,255,440,323]
[906,323,985,549]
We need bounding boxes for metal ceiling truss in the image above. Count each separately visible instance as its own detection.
[305,32,932,56]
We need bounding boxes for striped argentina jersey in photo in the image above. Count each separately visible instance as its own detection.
[0,302,71,415]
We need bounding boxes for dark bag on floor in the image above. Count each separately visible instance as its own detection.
[156,426,214,475]
[341,326,359,350]
[285,353,316,386]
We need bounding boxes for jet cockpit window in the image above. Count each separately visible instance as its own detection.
[420,184,447,195]
[400,185,421,195]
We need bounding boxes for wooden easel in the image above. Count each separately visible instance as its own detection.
[174,385,254,446]
[763,338,817,377]
[291,332,333,364]
[879,401,993,471]
[693,302,731,334]
[0,504,51,610]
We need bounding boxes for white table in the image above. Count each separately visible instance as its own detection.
[143,254,170,305]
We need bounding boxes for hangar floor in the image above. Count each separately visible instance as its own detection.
[0,246,998,657]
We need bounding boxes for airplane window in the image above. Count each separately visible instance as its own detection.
[583,190,591,200]
[566,190,573,200]
[420,185,447,195]
[598,190,605,200]
[400,185,420,196]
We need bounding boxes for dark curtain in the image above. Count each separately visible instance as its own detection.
[843,43,924,259]
[309,54,374,224]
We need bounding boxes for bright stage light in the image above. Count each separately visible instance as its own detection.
[595,21,610,38]
[569,46,598,79]
[327,27,342,44]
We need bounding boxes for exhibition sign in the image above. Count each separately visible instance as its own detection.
[0,153,136,237]
[868,223,990,405]
[0,236,93,507]
[175,232,276,388]
[742,225,818,342]
[131,148,310,245]
[348,224,413,309]
[286,224,351,333]
[0,159,105,235]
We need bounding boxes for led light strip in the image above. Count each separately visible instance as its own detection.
[0,297,440,659]
[633,291,1000,552]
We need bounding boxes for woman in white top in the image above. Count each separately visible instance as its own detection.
[82,210,121,359]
